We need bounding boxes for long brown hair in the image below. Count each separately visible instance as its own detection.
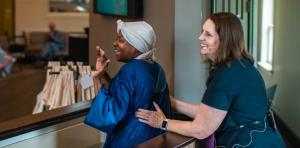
[205,12,253,69]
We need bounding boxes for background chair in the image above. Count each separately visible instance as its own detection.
[9,32,27,71]
[266,84,278,110]
[266,84,278,130]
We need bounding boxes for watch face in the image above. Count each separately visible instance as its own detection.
[161,119,168,131]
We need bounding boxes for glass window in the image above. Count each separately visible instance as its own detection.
[258,0,274,71]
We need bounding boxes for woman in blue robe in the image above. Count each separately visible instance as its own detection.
[85,20,173,148]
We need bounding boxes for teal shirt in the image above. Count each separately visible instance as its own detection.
[202,58,285,147]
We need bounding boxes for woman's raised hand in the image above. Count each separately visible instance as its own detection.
[92,46,110,78]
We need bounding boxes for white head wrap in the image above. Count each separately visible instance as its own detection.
[117,19,157,60]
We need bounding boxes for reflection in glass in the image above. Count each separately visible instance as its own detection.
[49,0,89,13]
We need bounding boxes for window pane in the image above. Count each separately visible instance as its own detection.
[259,0,274,71]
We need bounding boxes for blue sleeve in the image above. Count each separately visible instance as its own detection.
[85,69,132,133]
[202,70,239,111]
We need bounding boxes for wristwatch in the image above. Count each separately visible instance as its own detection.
[161,118,169,131]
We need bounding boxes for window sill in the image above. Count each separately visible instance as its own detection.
[258,61,273,72]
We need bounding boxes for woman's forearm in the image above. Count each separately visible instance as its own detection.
[135,103,226,139]
[167,119,208,139]
[167,103,227,139]
[93,77,102,92]
[173,99,199,118]
[100,72,112,89]
[92,71,112,91]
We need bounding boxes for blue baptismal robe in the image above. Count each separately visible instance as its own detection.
[85,59,173,148]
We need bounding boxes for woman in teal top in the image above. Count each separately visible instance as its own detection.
[202,57,285,147]
[135,12,285,147]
